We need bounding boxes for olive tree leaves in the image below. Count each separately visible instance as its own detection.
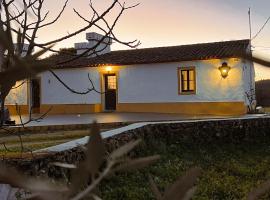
[0,28,52,87]
[0,122,160,200]
[149,167,202,200]
[69,122,160,200]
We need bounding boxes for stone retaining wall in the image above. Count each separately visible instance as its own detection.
[4,116,270,177]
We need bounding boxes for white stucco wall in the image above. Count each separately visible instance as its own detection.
[6,81,28,105]
[118,58,247,103]
[40,58,253,107]
[41,67,101,105]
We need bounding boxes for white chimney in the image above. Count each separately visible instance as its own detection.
[75,32,112,57]
[14,43,30,57]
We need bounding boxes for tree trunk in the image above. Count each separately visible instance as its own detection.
[0,96,4,125]
[0,41,4,125]
[0,83,13,125]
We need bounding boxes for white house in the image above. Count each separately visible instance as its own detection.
[6,33,255,116]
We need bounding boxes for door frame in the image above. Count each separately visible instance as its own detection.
[101,72,118,112]
[30,77,41,114]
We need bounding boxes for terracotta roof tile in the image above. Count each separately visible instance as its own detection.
[51,39,250,69]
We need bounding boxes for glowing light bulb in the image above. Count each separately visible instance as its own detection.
[219,62,231,78]
[106,66,112,72]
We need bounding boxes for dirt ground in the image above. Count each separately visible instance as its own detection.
[0,128,110,156]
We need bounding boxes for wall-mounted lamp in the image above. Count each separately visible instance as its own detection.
[219,62,231,78]
[105,66,112,73]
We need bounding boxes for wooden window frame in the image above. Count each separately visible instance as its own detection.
[178,67,196,95]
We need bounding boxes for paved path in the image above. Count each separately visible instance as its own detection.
[11,112,240,127]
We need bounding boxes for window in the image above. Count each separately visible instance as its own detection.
[107,75,117,90]
[178,67,196,94]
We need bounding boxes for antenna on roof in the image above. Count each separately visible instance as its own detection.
[248,8,252,42]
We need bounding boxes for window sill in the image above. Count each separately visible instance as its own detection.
[179,91,196,95]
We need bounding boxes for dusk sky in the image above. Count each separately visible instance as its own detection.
[38,0,270,80]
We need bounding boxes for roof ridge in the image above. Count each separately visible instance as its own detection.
[110,39,250,53]
[51,39,251,69]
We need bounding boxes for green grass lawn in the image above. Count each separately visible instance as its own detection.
[100,136,270,199]
[0,129,93,157]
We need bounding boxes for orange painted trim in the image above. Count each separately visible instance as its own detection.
[6,105,29,115]
[40,104,102,115]
[178,66,196,95]
[117,102,247,115]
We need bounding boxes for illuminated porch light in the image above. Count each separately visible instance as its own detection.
[219,62,231,78]
[105,66,112,73]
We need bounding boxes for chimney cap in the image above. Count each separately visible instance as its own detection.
[86,32,112,44]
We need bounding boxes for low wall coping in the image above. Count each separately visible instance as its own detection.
[35,114,270,153]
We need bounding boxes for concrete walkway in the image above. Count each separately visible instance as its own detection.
[11,112,240,127]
